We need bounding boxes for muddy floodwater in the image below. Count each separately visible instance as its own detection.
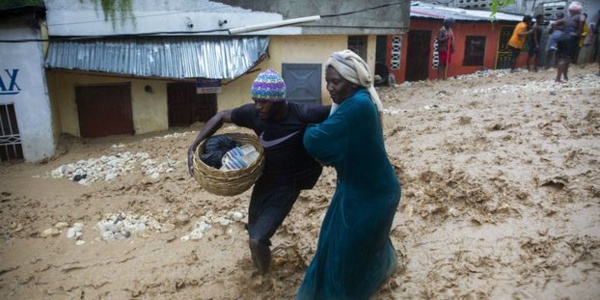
[1,65,599,299]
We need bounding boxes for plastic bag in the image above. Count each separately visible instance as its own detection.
[220,144,259,171]
[200,135,240,169]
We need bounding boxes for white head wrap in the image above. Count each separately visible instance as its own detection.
[326,50,384,122]
[568,1,583,14]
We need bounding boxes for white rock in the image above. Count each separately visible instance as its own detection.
[230,211,244,222]
[66,228,77,239]
[105,173,117,181]
[55,222,69,229]
[189,229,204,240]
[195,221,212,233]
[219,218,232,226]
[102,231,115,240]
[41,228,60,237]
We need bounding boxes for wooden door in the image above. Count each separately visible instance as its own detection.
[405,30,432,82]
[75,84,134,138]
[405,30,431,81]
[167,82,217,127]
[496,26,515,69]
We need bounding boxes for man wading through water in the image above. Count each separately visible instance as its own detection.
[187,69,330,275]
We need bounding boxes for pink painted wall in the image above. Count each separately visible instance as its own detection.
[390,19,525,83]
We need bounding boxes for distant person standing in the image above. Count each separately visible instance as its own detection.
[552,1,584,82]
[578,13,596,65]
[574,13,589,64]
[527,14,544,72]
[437,17,455,80]
[508,15,533,72]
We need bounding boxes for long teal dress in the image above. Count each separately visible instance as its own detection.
[298,88,401,299]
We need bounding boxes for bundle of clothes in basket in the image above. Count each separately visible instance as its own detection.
[200,135,259,171]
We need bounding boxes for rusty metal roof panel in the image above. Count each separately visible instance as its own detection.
[45,36,269,79]
[410,2,524,22]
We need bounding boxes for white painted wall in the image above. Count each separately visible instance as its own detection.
[0,25,55,162]
[45,0,303,36]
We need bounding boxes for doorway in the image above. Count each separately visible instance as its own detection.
[405,30,432,82]
[75,84,134,138]
[496,26,516,69]
[167,82,217,127]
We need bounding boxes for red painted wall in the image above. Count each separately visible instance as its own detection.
[390,19,526,83]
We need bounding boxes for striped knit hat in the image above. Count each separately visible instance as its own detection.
[250,69,286,102]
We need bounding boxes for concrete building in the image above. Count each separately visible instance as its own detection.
[390,2,523,82]
[0,1,55,162]
[43,0,410,139]
[417,0,599,20]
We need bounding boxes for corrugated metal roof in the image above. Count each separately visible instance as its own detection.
[410,1,524,22]
[45,36,269,80]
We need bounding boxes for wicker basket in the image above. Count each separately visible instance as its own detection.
[193,132,265,196]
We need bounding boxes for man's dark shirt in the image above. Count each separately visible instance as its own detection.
[231,102,330,190]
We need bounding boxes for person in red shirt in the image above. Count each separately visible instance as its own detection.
[437,18,455,80]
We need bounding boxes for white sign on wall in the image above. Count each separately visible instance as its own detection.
[196,78,222,94]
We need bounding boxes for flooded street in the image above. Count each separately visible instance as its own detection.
[1,65,599,299]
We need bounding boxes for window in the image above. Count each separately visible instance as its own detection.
[348,36,368,61]
[390,36,402,70]
[0,103,23,161]
[463,36,486,66]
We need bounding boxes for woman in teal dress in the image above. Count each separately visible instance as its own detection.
[297,50,401,299]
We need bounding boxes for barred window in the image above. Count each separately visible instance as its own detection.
[0,103,23,161]
[463,36,486,66]
[348,36,368,61]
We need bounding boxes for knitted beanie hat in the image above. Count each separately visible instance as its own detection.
[250,69,286,102]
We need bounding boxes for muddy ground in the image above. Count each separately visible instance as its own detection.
[1,65,599,299]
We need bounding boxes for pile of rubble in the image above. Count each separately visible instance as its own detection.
[40,210,246,244]
[49,150,179,184]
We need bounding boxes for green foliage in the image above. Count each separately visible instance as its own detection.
[0,0,44,10]
[80,0,136,29]
[490,0,516,18]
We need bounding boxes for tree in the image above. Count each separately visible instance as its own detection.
[490,0,516,18]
